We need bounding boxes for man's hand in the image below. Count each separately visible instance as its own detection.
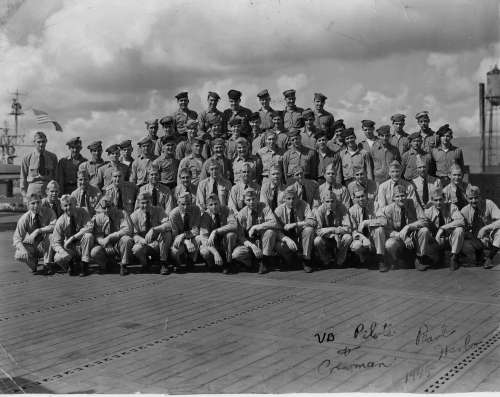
[173,234,184,249]
[284,223,296,232]
[64,236,75,249]
[99,236,110,247]
[389,231,399,239]
[18,246,29,262]
[213,252,223,266]
[404,237,414,250]
[481,236,490,247]
[248,225,260,239]
[185,239,196,254]
[145,229,157,244]
[283,236,298,251]
[206,231,217,247]
[435,228,445,245]
[357,220,367,233]
[316,228,329,238]
[250,243,263,259]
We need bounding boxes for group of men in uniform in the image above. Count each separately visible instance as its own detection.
[14,89,500,276]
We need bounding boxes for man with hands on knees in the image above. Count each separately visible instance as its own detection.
[130,191,172,275]
[169,191,201,273]
[51,194,90,275]
[274,186,317,273]
[232,187,278,274]
[13,192,56,274]
[377,184,432,272]
[197,194,238,274]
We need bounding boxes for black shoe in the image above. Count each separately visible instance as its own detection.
[222,266,230,275]
[258,261,268,274]
[484,258,494,269]
[303,261,313,273]
[415,257,427,271]
[450,254,459,271]
[79,262,89,277]
[45,263,55,275]
[160,263,170,275]
[120,264,128,276]
[378,261,390,272]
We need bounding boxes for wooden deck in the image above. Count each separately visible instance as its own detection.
[1,228,500,393]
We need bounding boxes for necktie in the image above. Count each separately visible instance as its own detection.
[152,187,158,206]
[472,209,482,233]
[116,189,123,209]
[250,210,257,226]
[422,178,429,205]
[107,216,114,235]
[290,207,296,223]
[438,209,445,227]
[211,179,217,195]
[183,212,190,232]
[327,211,335,227]
[244,184,248,190]
[300,184,307,203]
[400,206,407,229]
[80,190,87,207]
[69,215,77,235]
[456,186,466,209]
[38,152,46,176]
[214,213,221,228]
[145,211,151,232]
[271,187,278,210]
[328,184,333,192]
[33,213,41,230]
[362,207,368,221]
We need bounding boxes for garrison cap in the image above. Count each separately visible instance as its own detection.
[228,118,242,126]
[137,191,152,201]
[185,119,199,129]
[147,164,160,174]
[302,108,315,119]
[207,91,220,100]
[249,112,260,122]
[175,92,188,100]
[466,185,481,197]
[292,165,305,174]
[283,89,296,98]
[415,111,430,120]
[391,113,406,122]
[111,169,123,177]
[314,92,327,101]
[408,132,422,141]
[437,124,452,136]
[118,139,132,149]
[212,138,226,146]
[46,180,59,190]
[105,144,120,154]
[87,140,102,150]
[449,164,463,174]
[60,194,75,206]
[228,89,242,100]
[161,135,177,144]
[341,128,355,139]
[33,131,47,141]
[145,119,158,126]
[66,137,81,147]
[159,116,174,126]
[257,89,270,98]
[333,119,345,130]
[288,128,301,138]
[192,136,205,145]
[376,125,391,135]
[235,137,249,146]
[361,119,375,128]
[137,136,152,146]
[77,169,90,179]
[98,197,112,208]
[389,160,402,170]
[393,185,407,196]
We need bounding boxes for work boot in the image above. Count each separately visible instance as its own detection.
[258,260,268,274]
[160,262,170,275]
[44,263,55,275]
[378,260,390,272]
[79,262,89,277]
[449,254,459,271]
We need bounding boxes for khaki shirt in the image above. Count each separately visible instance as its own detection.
[20,150,58,192]
[13,207,56,249]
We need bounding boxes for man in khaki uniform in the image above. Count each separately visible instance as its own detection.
[313,93,335,139]
[96,144,129,190]
[257,89,275,131]
[56,137,87,194]
[71,170,102,217]
[130,136,156,188]
[79,140,107,188]
[198,91,223,134]
[282,89,304,130]
[172,91,198,137]
[389,113,410,156]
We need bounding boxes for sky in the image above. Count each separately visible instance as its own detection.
[0,0,499,161]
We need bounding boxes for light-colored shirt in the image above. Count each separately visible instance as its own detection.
[13,207,56,249]
[20,150,58,192]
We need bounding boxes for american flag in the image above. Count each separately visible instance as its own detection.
[32,109,63,132]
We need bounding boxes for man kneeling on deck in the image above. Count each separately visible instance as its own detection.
[197,193,238,274]
[51,195,91,276]
[348,187,386,269]
[80,197,134,276]
[377,185,433,272]
[13,193,56,274]
[313,190,352,268]
[461,185,500,269]
[232,188,278,274]
[169,191,201,273]
[424,188,465,271]
[130,191,172,275]
[274,186,316,273]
